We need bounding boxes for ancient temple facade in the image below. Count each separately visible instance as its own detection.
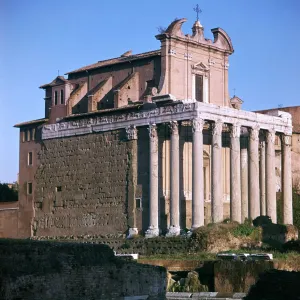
[13,18,293,238]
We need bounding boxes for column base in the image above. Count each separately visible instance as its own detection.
[145,226,159,238]
[127,228,138,239]
[166,225,180,237]
[191,225,202,231]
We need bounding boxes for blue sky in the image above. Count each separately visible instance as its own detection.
[0,0,299,182]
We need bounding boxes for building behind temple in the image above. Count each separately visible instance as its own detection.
[12,18,293,238]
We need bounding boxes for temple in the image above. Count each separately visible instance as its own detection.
[13,18,293,238]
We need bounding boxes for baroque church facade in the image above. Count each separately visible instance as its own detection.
[14,18,293,238]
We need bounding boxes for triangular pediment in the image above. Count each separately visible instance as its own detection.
[230,96,243,104]
[193,62,209,71]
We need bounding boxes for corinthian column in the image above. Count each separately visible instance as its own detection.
[266,129,277,223]
[166,121,180,236]
[125,125,138,238]
[145,124,159,238]
[282,134,293,224]
[259,138,266,216]
[230,123,241,223]
[211,120,223,223]
[240,136,249,222]
[249,125,260,220]
[191,118,204,229]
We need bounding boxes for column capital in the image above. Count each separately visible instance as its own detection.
[148,124,158,139]
[125,125,138,140]
[212,120,223,136]
[266,129,276,144]
[230,123,241,138]
[249,124,260,141]
[282,134,292,146]
[192,118,204,133]
[168,121,179,135]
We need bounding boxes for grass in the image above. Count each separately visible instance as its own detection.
[138,250,300,265]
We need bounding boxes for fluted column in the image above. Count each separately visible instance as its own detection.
[211,120,223,223]
[145,124,159,238]
[125,125,139,238]
[249,125,260,220]
[167,121,180,236]
[230,123,241,223]
[191,118,204,229]
[266,129,276,223]
[282,134,293,224]
[259,138,266,216]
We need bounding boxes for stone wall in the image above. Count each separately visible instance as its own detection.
[214,261,274,294]
[33,130,133,236]
[0,202,19,238]
[0,239,166,300]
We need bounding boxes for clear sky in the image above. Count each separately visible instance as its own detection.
[0,0,299,183]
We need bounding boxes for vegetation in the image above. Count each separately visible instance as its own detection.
[0,182,18,202]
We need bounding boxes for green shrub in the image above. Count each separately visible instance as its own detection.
[232,223,255,238]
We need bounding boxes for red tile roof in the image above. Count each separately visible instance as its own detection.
[65,50,161,75]
[14,118,48,128]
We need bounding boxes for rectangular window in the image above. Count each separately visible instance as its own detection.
[54,91,58,105]
[22,131,25,142]
[28,152,33,166]
[60,89,64,104]
[30,128,35,141]
[195,74,203,102]
[26,130,30,141]
[27,182,32,195]
[56,186,62,192]
[136,198,142,209]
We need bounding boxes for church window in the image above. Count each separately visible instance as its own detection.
[54,91,58,105]
[195,74,203,102]
[60,89,64,104]
[27,182,32,195]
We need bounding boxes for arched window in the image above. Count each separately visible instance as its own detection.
[60,89,64,104]
[54,91,58,105]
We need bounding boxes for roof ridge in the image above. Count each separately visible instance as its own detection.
[65,49,161,75]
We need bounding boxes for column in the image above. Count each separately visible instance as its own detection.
[266,129,276,223]
[125,125,139,238]
[259,138,266,216]
[145,124,159,238]
[249,125,260,220]
[282,134,293,224]
[240,139,248,222]
[211,120,223,223]
[230,123,241,223]
[191,118,204,229]
[166,121,180,236]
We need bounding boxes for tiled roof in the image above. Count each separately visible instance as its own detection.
[14,118,48,128]
[40,76,68,89]
[66,49,161,75]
